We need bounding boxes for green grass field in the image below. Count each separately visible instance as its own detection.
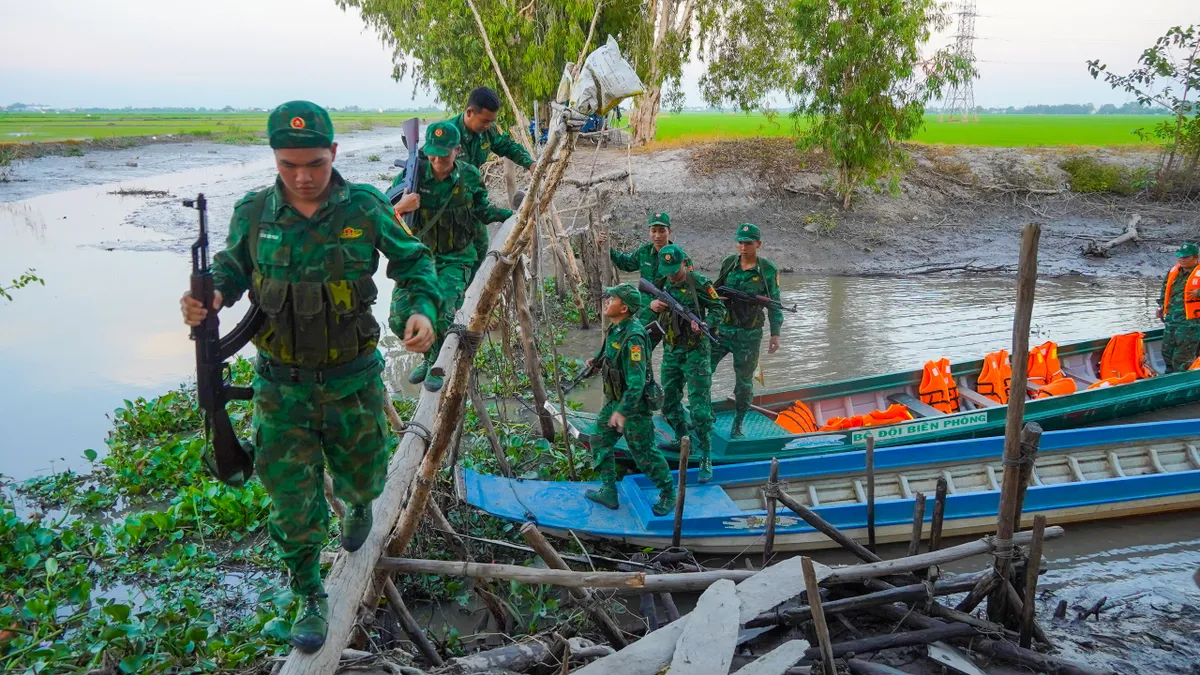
[654,113,1170,147]
[0,112,435,144]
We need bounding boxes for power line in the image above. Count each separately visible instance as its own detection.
[942,0,978,123]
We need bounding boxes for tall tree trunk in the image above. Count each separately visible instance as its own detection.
[631,84,662,145]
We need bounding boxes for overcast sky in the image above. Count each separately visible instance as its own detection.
[1,0,1195,110]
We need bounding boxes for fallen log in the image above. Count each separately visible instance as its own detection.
[846,659,909,675]
[798,624,980,663]
[563,168,629,188]
[731,640,810,675]
[443,636,613,674]
[520,523,627,647]
[746,574,986,628]
[1082,214,1140,258]
[669,579,738,675]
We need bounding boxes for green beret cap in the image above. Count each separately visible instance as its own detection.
[735,223,761,242]
[605,283,644,312]
[423,120,461,157]
[648,212,671,228]
[1177,243,1199,257]
[268,100,334,149]
[657,244,687,276]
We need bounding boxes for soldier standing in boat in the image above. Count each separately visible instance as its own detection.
[598,212,686,355]
[711,224,784,439]
[1157,242,1200,372]
[180,101,440,653]
[652,244,725,483]
[391,120,513,391]
[583,283,676,515]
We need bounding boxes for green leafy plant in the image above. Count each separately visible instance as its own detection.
[2,269,44,301]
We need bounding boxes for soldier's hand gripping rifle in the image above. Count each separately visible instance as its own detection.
[638,278,719,344]
[384,117,422,230]
[186,194,265,488]
[562,354,608,394]
[717,285,799,313]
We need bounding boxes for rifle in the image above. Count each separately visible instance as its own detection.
[717,285,798,313]
[185,194,265,487]
[638,278,719,344]
[384,118,423,235]
[562,357,605,394]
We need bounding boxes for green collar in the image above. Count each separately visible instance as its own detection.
[270,169,349,219]
[422,159,461,187]
[451,113,477,142]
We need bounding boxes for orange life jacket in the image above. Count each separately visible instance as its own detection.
[776,400,818,434]
[1191,356,1200,371]
[820,416,862,431]
[919,358,960,413]
[1098,332,1155,380]
[863,403,913,427]
[1163,264,1200,320]
[1032,377,1077,399]
[1027,342,1065,386]
[1086,373,1137,390]
[976,350,1012,404]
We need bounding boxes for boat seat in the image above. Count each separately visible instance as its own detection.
[957,386,1000,409]
[887,392,946,418]
[1063,367,1098,386]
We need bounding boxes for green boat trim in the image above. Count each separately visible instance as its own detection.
[554,329,1200,465]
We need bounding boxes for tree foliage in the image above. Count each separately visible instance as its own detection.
[1088,25,1200,197]
[701,0,973,206]
[2,268,43,302]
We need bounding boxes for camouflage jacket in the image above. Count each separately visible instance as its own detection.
[590,317,650,415]
[390,159,512,263]
[654,270,726,349]
[448,112,534,170]
[716,254,784,336]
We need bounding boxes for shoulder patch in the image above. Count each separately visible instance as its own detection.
[707,285,720,300]
[630,345,642,361]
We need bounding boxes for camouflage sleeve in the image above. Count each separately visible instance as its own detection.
[490,129,534,169]
[366,195,440,335]
[210,195,255,306]
[468,169,513,225]
[472,220,490,277]
[1160,273,1168,309]
[698,276,726,328]
[616,334,647,416]
[765,262,784,337]
[610,247,641,272]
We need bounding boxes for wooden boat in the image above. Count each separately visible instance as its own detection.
[461,419,1200,553]
[552,328,1200,465]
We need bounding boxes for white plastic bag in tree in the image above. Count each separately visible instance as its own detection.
[556,63,574,104]
[569,35,644,115]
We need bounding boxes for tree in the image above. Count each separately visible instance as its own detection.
[625,0,706,144]
[1088,25,1199,197]
[701,0,973,207]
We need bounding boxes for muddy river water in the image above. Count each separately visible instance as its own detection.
[1,134,1196,670]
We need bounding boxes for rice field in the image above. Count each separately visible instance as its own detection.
[653,113,1170,147]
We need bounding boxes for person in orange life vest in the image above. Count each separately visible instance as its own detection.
[1157,243,1200,373]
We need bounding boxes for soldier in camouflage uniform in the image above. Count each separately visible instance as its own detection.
[711,224,784,439]
[1157,242,1200,372]
[584,284,676,516]
[392,119,513,391]
[181,101,440,653]
[651,244,725,483]
[598,212,686,354]
[447,87,536,174]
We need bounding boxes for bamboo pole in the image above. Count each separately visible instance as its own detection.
[929,476,948,552]
[803,557,837,675]
[520,523,628,647]
[1020,514,1048,649]
[382,579,444,666]
[512,260,556,440]
[770,486,882,564]
[990,222,1041,621]
[746,574,986,628]
[763,458,780,567]
[468,373,513,477]
[865,435,876,552]
[671,435,691,549]
[907,492,926,558]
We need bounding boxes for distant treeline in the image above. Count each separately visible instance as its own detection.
[930,102,1172,115]
[2,103,444,114]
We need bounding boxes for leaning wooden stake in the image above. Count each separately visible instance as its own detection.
[424,499,510,630]
[803,557,837,675]
[865,435,876,552]
[521,523,628,647]
[1011,423,1044,529]
[671,435,691,549]
[1020,514,1048,648]
[382,578,444,667]
[929,476,948,552]
[907,492,926,558]
[763,458,780,567]
[771,486,882,564]
[512,261,556,440]
[468,373,513,477]
[990,222,1041,622]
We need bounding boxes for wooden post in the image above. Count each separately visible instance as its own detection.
[469,374,513,477]
[550,342,579,480]
[929,476,948,552]
[659,592,680,621]
[1011,423,1044,529]
[865,434,876,553]
[382,579,444,667]
[803,557,837,675]
[520,523,628,648]
[503,159,518,207]
[991,222,1041,622]
[763,458,780,567]
[1020,514,1047,648]
[512,261,556,440]
[907,492,926,558]
[772,487,882,564]
[424,500,511,630]
[671,435,691,549]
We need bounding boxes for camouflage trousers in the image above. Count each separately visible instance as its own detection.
[253,355,389,594]
[428,250,477,361]
[661,342,714,459]
[710,326,762,423]
[1162,321,1200,373]
[592,401,673,490]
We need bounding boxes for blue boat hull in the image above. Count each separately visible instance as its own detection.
[462,419,1200,553]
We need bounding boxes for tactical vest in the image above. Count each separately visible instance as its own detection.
[414,168,476,255]
[663,273,706,348]
[248,190,381,369]
[600,325,658,410]
[717,256,767,330]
